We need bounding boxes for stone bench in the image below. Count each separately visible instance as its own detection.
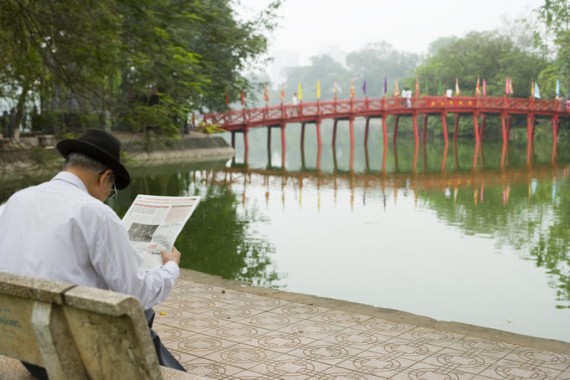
[0,272,202,379]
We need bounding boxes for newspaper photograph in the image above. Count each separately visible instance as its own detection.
[122,194,201,270]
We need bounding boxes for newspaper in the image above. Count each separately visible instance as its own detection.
[122,195,200,271]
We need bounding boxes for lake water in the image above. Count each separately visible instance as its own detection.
[2,122,569,343]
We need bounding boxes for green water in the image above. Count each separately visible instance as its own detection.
[2,123,570,343]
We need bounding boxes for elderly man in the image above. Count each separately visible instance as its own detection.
[0,129,185,377]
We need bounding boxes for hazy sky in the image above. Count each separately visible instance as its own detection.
[239,0,545,64]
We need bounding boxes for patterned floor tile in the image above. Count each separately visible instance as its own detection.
[320,366,391,379]
[277,319,349,340]
[246,353,334,379]
[181,357,245,379]
[309,310,373,327]
[354,318,416,337]
[419,347,495,375]
[270,302,327,319]
[480,358,558,379]
[391,362,481,380]
[335,353,416,378]
[152,276,570,380]
[507,349,570,371]
[202,344,284,371]
[447,337,517,360]
[285,341,363,366]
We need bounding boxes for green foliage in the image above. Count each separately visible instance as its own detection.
[0,0,281,138]
[415,31,549,97]
[537,0,570,98]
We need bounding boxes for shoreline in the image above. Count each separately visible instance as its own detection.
[0,131,235,180]
[178,268,570,356]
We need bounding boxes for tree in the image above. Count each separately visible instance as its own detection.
[345,42,420,98]
[537,0,570,98]
[0,0,281,138]
[415,31,548,98]
[280,55,351,103]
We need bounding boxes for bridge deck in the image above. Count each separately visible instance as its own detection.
[205,96,570,131]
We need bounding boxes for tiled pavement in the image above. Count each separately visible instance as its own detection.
[153,270,570,379]
[1,269,569,379]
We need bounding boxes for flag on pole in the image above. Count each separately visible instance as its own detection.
[475,77,481,96]
[455,78,460,96]
[263,84,269,103]
[534,81,541,99]
[316,80,321,100]
[362,80,367,96]
[225,94,229,107]
[482,79,487,96]
[333,81,338,100]
[394,80,400,97]
[415,76,420,96]
[508,77,513,95]
[350,79,355,99]
[297,82,303,101]
[280,85,285,103]
[240,90,245,106]
[384,76,388,96]
[556,79,560,98]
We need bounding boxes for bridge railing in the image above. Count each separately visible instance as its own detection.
[203,96,569,129]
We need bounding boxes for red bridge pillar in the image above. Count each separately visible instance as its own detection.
[381,115,388,146]
[393,115,400,145]
[440,112,448,146]
[472,113,480,146]
[281,123,286,168]
[412,113,419,146]
[364,118,370,146]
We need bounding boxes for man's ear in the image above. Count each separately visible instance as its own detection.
[99,169,112,185]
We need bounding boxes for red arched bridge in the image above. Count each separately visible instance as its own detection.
[203,96,570,152]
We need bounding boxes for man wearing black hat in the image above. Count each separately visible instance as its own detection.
[0,129,185,376]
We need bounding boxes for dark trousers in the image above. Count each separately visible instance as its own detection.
[22,308,185,379]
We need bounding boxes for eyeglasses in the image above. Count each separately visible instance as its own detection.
[108,178,117,200]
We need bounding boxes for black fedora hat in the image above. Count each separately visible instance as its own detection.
[56,129,130,189]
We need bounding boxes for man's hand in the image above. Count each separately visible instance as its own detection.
[161,246,181,266]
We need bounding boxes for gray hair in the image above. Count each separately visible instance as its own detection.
[63,152,108,173]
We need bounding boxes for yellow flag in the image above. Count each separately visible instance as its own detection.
[316,80,321,100]
[298,82,303,101]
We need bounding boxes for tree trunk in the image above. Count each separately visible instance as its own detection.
[13,82,31,142]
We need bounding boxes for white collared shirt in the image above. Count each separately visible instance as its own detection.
[0,171,179,309]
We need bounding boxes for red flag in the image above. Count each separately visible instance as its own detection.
[240,90,245,106]
[280,85,285,103]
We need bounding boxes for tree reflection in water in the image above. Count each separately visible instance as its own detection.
[118,161,280,288]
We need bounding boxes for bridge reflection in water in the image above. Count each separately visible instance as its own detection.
[210,138,570,211]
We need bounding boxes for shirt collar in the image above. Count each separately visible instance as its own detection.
[52,171,88,193]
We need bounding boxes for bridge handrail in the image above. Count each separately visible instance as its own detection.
[203,96,569,129]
